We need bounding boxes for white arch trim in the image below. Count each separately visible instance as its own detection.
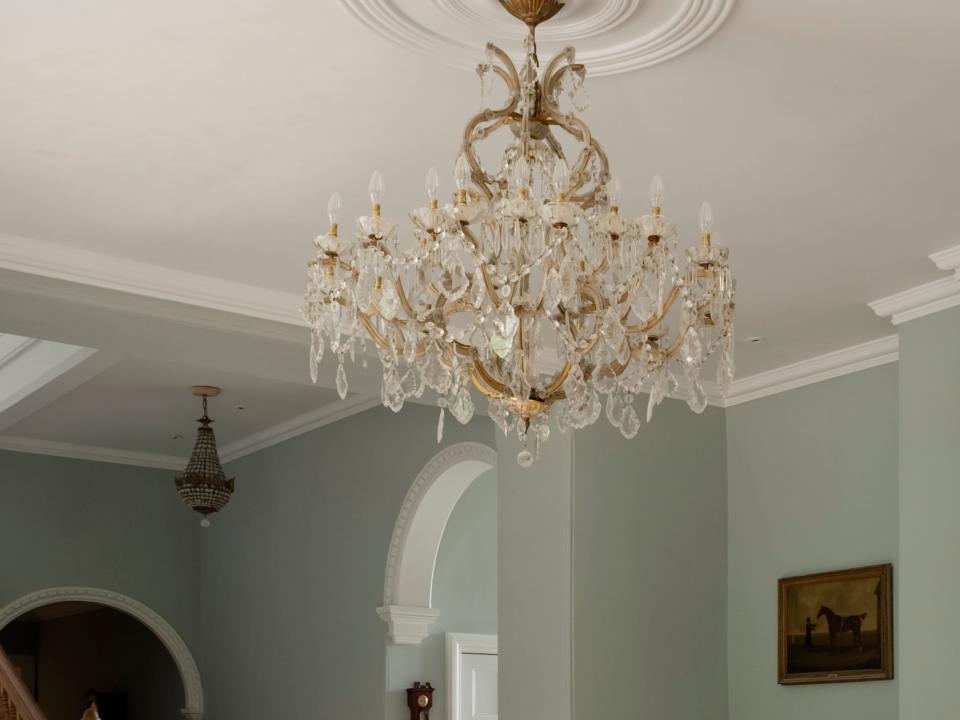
[378,442,497,644]
[0,587,204,720]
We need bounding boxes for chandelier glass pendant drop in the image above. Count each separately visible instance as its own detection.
[303,0,737,466]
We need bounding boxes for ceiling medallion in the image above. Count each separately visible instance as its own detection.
[499,0,566,27]
[303,4,736,465]
[175,386,235,526]
[340,0,735,76]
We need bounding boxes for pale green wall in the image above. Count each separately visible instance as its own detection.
[433,468,497,633]
[898,306,960,718]
[385,468,497,720]
[726,364,899,720]
[498,430,574,720]
[201,404,494,720]
[573,401,728,720]
[0,450,202,660]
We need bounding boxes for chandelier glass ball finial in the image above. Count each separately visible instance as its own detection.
[302,6,737,466]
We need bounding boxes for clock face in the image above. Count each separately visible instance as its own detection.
[417,695,429,708]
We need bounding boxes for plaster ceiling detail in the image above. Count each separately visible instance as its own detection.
[339,0,736,75]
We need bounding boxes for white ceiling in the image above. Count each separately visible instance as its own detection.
[0,0,958,459]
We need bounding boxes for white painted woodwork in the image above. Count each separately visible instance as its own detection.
[446,634,498,720]
[379,444,497,644]
[459,653,498,720]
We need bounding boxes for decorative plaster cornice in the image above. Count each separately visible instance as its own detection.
[220,396,381,463]
[869,277,960,325]
[868,244,960,325]
[339,0,736,77]
[0,233,302,326]
[930,245,960,277]
[0,435,186,470]
[723,335,899,407]
[0,587,204,719]
[0,397,381,471]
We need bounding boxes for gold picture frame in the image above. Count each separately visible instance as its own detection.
[778,563,893,685]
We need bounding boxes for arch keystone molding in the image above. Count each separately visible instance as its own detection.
[378,442,497,644]
[340,0,736,76]
[0,587,204,720]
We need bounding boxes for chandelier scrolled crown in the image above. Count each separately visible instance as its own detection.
[303,6,736,466]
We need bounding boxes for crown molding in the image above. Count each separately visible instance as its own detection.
[220,395,381,463]
[868,276,960,325]
[723,335,899,407]
[0,435,185,470]
[930,245,960,276]
[0,233,302,326]
[867,244,960,325]
[0,397,382,470]
[340,0,735,77]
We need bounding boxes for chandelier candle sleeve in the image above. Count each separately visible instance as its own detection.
[301,6,737,466]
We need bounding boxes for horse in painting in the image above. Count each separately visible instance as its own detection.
[817,605,867,653]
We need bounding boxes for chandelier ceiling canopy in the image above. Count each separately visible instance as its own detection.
[303,1,736,465]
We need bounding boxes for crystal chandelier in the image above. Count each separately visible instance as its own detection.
[175,386,234,526]
[303,0,736,466]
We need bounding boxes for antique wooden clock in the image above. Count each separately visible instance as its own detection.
[406,682,434,720]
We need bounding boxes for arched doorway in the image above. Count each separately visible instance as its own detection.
[0,588,204,720]
[379,442,499,720]
[378,442,497,644]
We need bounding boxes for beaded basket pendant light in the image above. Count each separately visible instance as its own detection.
[175,385,234,527]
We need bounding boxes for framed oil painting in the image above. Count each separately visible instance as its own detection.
[778,563,893,685]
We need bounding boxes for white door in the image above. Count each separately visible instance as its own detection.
[459,652,498,720]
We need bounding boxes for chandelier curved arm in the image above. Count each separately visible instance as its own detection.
[541,47,577,107]
[485,42,521,93]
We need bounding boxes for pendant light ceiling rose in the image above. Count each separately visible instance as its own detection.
[499,0,566,29]
[191,385,221,398]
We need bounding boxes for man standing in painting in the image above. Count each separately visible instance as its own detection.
[804,616,818,651]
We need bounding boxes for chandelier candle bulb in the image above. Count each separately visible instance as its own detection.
[649,175,665,211]
[608,175,622,211]
[699,201,715,236]
[552,159,570,201]
[301,3,737,466]
[425,167,441,207]
[327,192,341,237]
[454,154,471,204]
[369,170,384,214]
